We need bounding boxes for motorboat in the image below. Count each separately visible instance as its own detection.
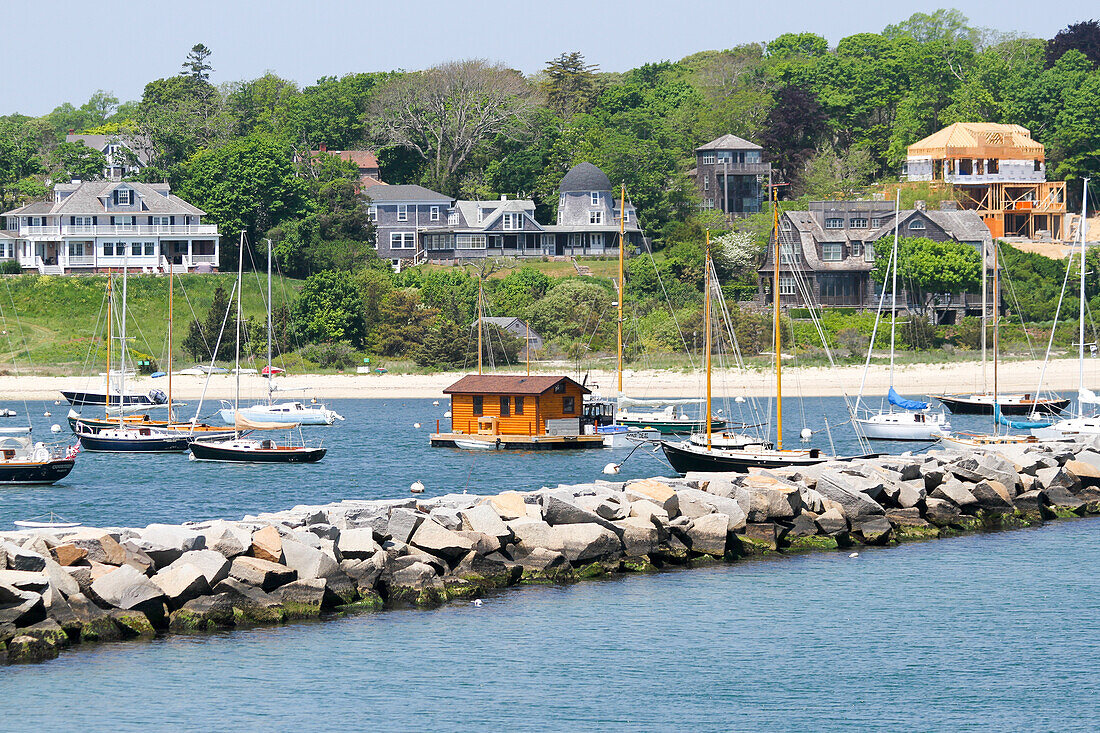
[0,428,77,484]
[217,400,344,426]
[75,423,194,452]
[61,387,168,407]
[855,408,950,441]
[452,437,504,450]
[936,392,1069,416]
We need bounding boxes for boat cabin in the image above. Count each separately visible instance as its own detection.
[443,375,592,437]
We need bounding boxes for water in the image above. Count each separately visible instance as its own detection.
[0,396,1043,528]
[2,519,1098,730]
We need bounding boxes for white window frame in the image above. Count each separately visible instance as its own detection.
[779,242,799,264]
[821,243,843,261]
[390,232,415,250]
[702,154,716,164]
[456,233,487,250]
[779,276,796,296]
[871,218,883,228]
[849,241,862,257]
[102,242,115,256]
[704,177,710,191]
[429,206,440,222]
[590,191,600,206]
[864,243,875,263]
[397,204,408,222]
[477,208,484,224]
[503,212,523,231]
[824,218,844,229]
[368,206,378,222]
[909,219,925,231]
[781,218,793,232]
[850,217,868,229]
[117,189,132,205]
[624,209,631,223]
[144,241,155,256]
[589,210,603,225]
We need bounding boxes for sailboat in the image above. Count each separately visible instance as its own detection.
[937,237,1039,451]
[190,234,326,464]
[217,239,343,427]
[74,259,198,453]
[662,208,861,475]
[854,191,950,441]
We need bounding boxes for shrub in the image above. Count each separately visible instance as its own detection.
[0,260,22,275]
[299,342,356,369]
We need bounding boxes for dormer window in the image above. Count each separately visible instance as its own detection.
[558,193,565,209]
[116,189,131,205]
[590,192,600,206]
[503,212,523,230]
[477,207,484,224]
[824,218,844,229]
[397,204,408,222]
[589,211,603,225]
[624,210,631,223]
[909,219,925,231]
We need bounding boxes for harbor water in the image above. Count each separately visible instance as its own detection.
[4,396,1099,730]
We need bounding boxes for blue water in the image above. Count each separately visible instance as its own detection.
[3,519,1098,730]
[0,396,1019,529]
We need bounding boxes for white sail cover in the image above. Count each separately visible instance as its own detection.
[234,413,299,431]
[616,395,704,408]
[1080,388,1100,405]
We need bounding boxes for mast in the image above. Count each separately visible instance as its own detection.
[167,256,173,422]
[477,277,483,375]
[773,187,783,451]
[992,240,1000,434]
[267,238,273,404]
[105,275,113,414]
[888,189,900,395]
[119,247,128,428]
[704,229,712,450]
[1080,178,1090,418]
[526,319,530,376]
[981,239,988,393]
[617,183,625,395]
[234,232,244,437]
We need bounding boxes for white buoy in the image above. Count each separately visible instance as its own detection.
[413,423,421,429]
[800,428,813,441]
[432,400,440,406]
[849,552,859,558]
[50,424,61,433]
[472,599,483,607]
[53,400,60,405]
[716,409,723,415]
[734,396,746,404]
[410,480,425,494]
[43,411,51,417]
[602,462,621,475]
[444,411,452,418]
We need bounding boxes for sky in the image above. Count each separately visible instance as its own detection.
[2,0,1097,116]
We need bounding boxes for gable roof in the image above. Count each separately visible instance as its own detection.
[907,123,1044,159]
[66,133,152,165]
[696,134,762,152]
[443,374,590,396]
[365,184,452,203]
[4,181,204,217]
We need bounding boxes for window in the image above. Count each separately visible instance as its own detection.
[703,176,710,191]
[473,396,483,416]
[390,232,416,249]
[397,204,408,222]
[562,395,575,414]
[558,193,565,209]
[850,217,868,228]
[908,219,925,231]
[144,242,155,256]
[368,206,378,222]
[425,234,453,251]
[456,234,487,249]
[430,206,440,222]
[988,159,999,174]
[500,396,510,417]
[589,210,603,225]
[116,188,131,205]
[503,212,523,230]
[779,241,799,263]
[73,216,93,228]
[553,382,565,394]
[103,242,115,256]
[824,218,844,229]
[624,209,631,223]
[871,218,883,228]
[590,233,604,249]
[1034,159,1042,172]
[702,154,716,164]
[822,243,843,261]
[781,218,793,232]
[849,241,862,257]
[68,242,85,257]
[864,243,875,262]
[132,242,142,256]
[778,276,796,296]
[820,274,855,299]
[590,191,600,206]
[150,216,171,226]
[746,151,761,163]
[515,396,524,415]
[703,198,714,209]
[447,210,458,225]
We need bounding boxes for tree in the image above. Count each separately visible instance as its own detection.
[801,144,877,198]
[370,60,534,192]
[412,318,467,369]
[49,141,106,181]
[182,284,235,361]
[291,270,366,346]
[758,87,827,188]
[0,117,45,209]
[871,237,982,312]
[491,266,552,315]
[542,52,600,119]
[181,43,214,83]
[525,279,614,345]
[371,289,438,356]
[1046,20,1100,68]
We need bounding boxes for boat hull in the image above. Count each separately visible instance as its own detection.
[855,414,951,441]
[0,459,75,485]
[61,390,163,407]
[617,418,726,434]
[661,441,835,474]
[189,441,327,463]
[936,395,1069,415]
[67,414,236,439]
[77,433,192,452]
[217,407,338,426]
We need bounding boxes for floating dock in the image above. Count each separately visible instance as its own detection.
[429,433,604,450]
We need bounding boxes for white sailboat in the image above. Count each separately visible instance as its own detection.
[854,191,950,441]
[218,239,343,427]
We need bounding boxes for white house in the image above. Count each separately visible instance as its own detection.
[1,181,220,274]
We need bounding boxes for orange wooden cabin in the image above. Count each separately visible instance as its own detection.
[443,375,591,437]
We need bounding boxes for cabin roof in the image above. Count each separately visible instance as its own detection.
[443,375,590,396]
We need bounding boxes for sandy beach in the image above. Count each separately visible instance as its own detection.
[0,357,1089,401]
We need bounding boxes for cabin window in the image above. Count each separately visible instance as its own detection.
[500,396,510,417]
[116,188,132,205]
[562,396,575,414]
[472,396,483,416]
[515,396,524,415]
[850,217,868,228]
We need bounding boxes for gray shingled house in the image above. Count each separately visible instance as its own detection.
[691,134,771,217]
[366,184,455,265]
[760,200,993,322]
[542,162,642,256]
[66,133,152,181]
[1,180,219,274]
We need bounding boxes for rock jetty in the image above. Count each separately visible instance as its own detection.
[5,440,1100,664]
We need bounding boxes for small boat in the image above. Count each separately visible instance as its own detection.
[61,387,168,407]
[688,431,770,449]
[936,431,1038,452]
[0,428,77,484]
[855,406,950,441]
[66,409,236,438]
[661,439,868,474]
[217,399,344,426]
[597,424,661,449]
[75,423,194,452]
[14,512,81,529]
[0,408,16,417]
[616,398,726,434]
[935,393,1069,416]
[453,437,504,451]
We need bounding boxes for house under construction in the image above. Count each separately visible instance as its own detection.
[904,123,1066,240]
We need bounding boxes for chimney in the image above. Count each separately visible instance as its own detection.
[500,194,507,201]
[915,200,926,211]
[319,143,327,153]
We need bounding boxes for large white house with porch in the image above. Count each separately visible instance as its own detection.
[1,181,219,274]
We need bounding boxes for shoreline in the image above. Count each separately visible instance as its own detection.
[0,357,1088,401]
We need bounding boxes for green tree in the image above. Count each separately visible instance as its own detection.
[291,270,366,346]
[801,144,877,198]
[49,141,106,181]
[490,266,552,314]
[182,284,235,361]
[181,43,214,84]
[525,279,614,344]
[542,52,600,119]
[872,236,982,312]
[371,289,438,356]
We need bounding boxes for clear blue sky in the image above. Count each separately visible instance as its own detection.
[4,0,1097,116]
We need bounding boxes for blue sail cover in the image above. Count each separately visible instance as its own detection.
[994,403,1052,429]
[888,387,929,411]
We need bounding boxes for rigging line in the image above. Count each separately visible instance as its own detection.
[709,258,766,435]
[637,231,697,370]
[997,246,1039,364]
[854,238,894,421]
[192,278,240,424]
[0,282,32,422]
[74,284,109,387]
[1032,242,1075,407]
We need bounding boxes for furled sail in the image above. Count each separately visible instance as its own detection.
[994,403,1052,429]
[234,413,299,431]
[887,387,929,411]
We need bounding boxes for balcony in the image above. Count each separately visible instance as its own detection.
[62,224,219,237]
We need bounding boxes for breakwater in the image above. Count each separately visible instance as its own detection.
[4,440,1100,665]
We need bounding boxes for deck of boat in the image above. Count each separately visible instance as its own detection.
[429,433,604,450]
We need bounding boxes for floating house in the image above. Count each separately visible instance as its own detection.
[430,374,602,450]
